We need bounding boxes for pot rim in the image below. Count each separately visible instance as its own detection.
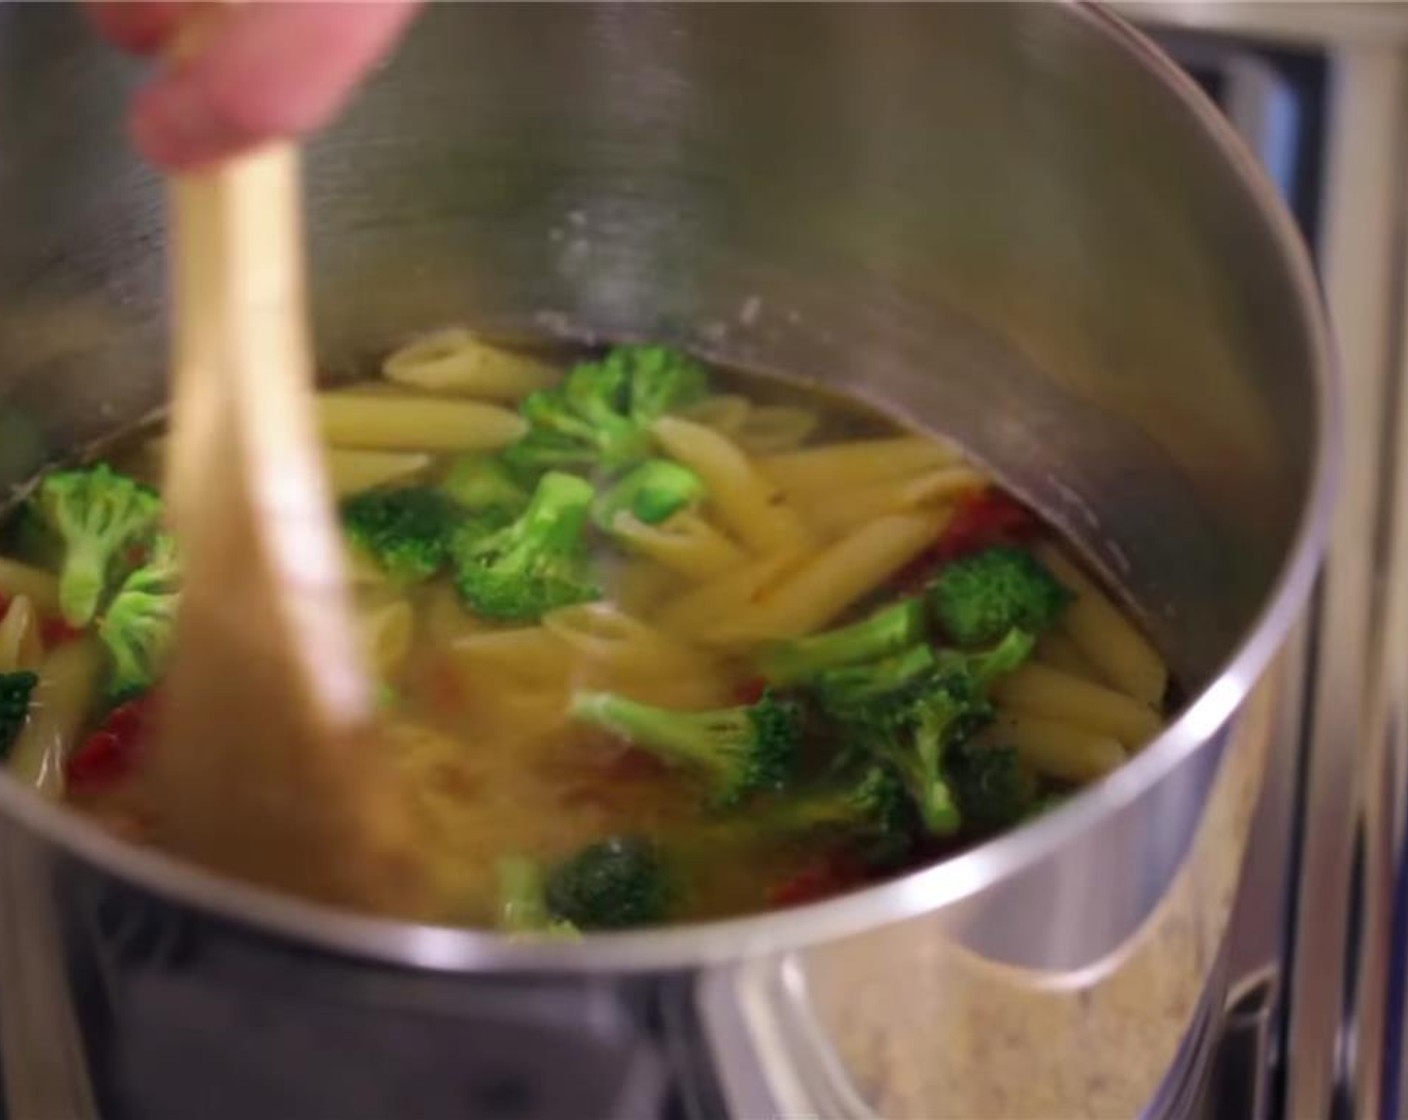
[0,1,1339,975]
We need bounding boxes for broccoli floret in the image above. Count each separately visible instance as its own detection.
[814,644,938,713]
[825,664,990,838]
[505,363,649,476]
[341,486,467,586]
[545,835,671,930]
[605,344,710,425]
[593,459,704,531]
[503,345,710,477]
[759,599,926,686]
[772,766,914,856]
[0,670,39,759]
[496,857,578,937]
[935,627,1036,689]
[571,689,801,806]
[32,464,162,626]
[98,533,180,699]
[928,546,1071,647]
[439,454,530,518]
[947,740,1037,831]
[452,470,600,621]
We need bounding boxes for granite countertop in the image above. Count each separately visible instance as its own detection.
[795,663,1277,1118]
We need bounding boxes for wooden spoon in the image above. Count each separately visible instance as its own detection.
[152,143,427,917]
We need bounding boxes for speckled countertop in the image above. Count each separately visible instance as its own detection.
[795,666,1276,1118]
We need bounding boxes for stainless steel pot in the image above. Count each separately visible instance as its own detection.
[0,3,1335,1117]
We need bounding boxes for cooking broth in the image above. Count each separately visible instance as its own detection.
[0,332,1171,931]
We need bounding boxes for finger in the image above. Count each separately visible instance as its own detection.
[85,1,190,55]
[130,1,421,170]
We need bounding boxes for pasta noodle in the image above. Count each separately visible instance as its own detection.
[607,557,682,617]
[650,416,813,557]
[654,552,802,640]
[1036,632,1107,683]
[0,558,60,617]
[985,711,1128,783]
[731,405,820,455]
[0,596,42,672]
[545,603,733,708]
[317,395,527,452]
[710,510,946,643]
[676,394,751,437]
[149,437,431,498]
[1036,543,1169,707]
[991,663,1162,748]
[793,465,988,537]
[358,599,414,679]
[757,436,958,496]
[450,626,575,686]
[9,640,102,798]
[328,450,432,496]
[382,328,562,401]
[606,510,747,582]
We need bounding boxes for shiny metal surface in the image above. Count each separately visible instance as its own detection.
[0,0,1334,981]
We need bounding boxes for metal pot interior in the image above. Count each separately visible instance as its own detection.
[0,3,1334,971]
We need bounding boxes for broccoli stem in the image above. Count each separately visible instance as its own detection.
[760,599,925,685]
[60,544,108,629]
[571,692,749,783]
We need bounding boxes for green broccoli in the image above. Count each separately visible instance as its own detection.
[593,459,704,531]
[935,627,1037,689]
[607,344,710,425]
[503,345,710,477]
[341,486,469,586]
[496,857,578,937]
[759,599,926,685]
[0,670,39,759]
[928,546,1071,647]
[771,766,915,860]
[439,454,530,518]
[813,644,938,711]
[452,470,600,621]
[544,835,671,930]
[821,663,989,838]
[946,740,1037,831]
[31,464,162,626]
[98,533,180,699]
[570,689,801,806]
[506,362,649,475]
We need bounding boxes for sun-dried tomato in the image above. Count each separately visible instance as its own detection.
[66,693,159,797]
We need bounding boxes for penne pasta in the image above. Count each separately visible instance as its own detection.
[986,711,1128,783]
[757,436,958,496]
[450,626,575,685]
[991,663,1162,748]
[794,465,988,537]
[0,558,60,617]
[731,405,820,455]
[710,510,947,643]
[317,394,527,452]
[676,394,751,437]
[1037,543,1169,707]
[382,328,562,401]
[150,436,431,498]
[9,640,102,798]
[328,449,432,496]
[606,557,682,617]
[650,416,813,557]
[606,510,747,582]
[1036,631,1108,683]
[654,552,802,640]
[0,596,42,672]
[358,599,414,680]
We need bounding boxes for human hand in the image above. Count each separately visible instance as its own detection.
[87,1,422,169]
